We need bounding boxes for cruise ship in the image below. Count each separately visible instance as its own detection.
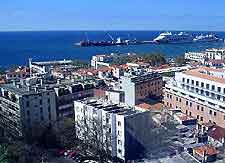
[193,34,219,42]
[153,32,194,43]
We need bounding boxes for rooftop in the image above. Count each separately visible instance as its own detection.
[193,145,217,156]
[75,98,144,116]
[183,67,225,84]
[208,125,225,142]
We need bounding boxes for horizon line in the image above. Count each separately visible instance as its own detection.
[0,29,225,32]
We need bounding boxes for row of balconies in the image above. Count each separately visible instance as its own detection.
[181,84,225,102]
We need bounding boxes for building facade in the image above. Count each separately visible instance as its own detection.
[164,67,225,128]
[0,82,57,137]
[120,72,163,106]
[184,52,206,63]
[74,98,151,161]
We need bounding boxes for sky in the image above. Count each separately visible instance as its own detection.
[1,0,225,31]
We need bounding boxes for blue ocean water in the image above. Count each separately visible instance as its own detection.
[0,31,225,67]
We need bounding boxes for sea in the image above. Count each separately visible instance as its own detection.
[1,30,225,67]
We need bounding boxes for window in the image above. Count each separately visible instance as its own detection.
[206,91,209,96]
[47,98,50,103]
[209,110,212,115]
[189,112,192,116]
[218,87,221,93]
[197,115,199,119]
[196,81,199,86]
[214,112,217,116]
[200,90,204,95]
[118,140,122,145]
[176,97,178,101]
[217,95,221,100]
[186,110,188,114]
[118,131,122,136]
[118,121,121,126]
[201,107,204,111]
[118,149,122,154]
[212,85,215,91]
[200,117,203,121]
[170,95,172,99]
[187,79,189,84]
[197,105,199,110]
[206,84,209,89]
[182,78,185,82]
[190,102,192,107]
[26,101,29,107]
[186,101,188,106]
[40,107,43,113]
[201,82,204,88]
[191,80,194,85]
[179,98,182,102]
[106,118,109,123]
[40,100,42,105]
[167,94,169,98]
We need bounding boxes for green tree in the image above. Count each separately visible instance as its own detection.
[175,55,186,66]
[0,145,8,163]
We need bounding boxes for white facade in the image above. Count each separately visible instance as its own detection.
[185,52,206,63]
[164,67,225,128]
[0,83,57,137]
[205,48,225,60]
[74,98,151,161]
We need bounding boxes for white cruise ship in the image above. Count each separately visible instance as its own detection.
[153,32,194,43]
[193,34,219,42]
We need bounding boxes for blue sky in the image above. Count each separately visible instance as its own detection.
[1,0,225,31]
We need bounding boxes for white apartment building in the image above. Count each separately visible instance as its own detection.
[164,67,225,129]
[205,48,225,60]
[0,82,57,137]
[90,54,113,69]
[185,52,207,63]
[74,98,151,161]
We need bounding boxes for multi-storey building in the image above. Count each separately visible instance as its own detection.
[164,67,225,129]
[120,72,163,106]
[184,52,206,63]
[6,66,30,81]
[205,48,225,60]
[0,82,57,137]
[74,98,151,161]
[55,82,95,119]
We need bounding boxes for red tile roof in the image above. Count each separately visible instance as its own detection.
[208,125,225,142]
[136,102,162,110]
[184,67,225,84]
[194,145,217,156]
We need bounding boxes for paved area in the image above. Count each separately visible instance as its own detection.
[47,157,75,163]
